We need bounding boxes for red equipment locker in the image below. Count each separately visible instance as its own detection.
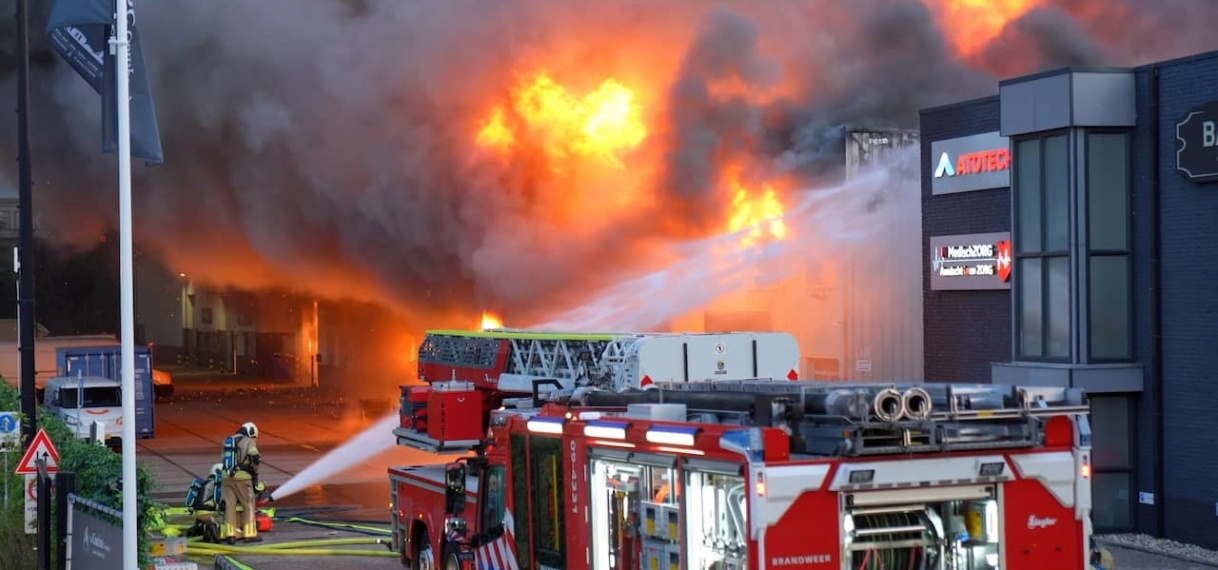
[426,382,484,443]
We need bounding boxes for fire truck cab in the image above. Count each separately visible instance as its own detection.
[389,330,1100,570]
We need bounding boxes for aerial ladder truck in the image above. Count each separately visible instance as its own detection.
[388,328,1101,570]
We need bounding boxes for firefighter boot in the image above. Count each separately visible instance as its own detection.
[243,521,261,543]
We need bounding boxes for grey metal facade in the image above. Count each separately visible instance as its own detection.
[921,50,1218,546]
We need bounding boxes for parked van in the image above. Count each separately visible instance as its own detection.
[42,375,123,446]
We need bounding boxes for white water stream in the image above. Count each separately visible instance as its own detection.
[271,148,918,501]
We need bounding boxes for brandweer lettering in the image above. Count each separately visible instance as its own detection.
[956,148,1011,175]
[771,553,831,566]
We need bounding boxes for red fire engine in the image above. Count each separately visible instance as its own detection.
[389,328,1097,570]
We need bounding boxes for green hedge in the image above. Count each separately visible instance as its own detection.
[0,382,161,568]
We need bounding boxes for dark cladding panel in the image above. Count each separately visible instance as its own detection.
[1000,72,1071,136]
[920,97,1010,384]
[1072,72,1137,127]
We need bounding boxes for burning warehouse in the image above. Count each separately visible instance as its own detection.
[2,0,1218,553]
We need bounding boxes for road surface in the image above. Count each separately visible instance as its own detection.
[139,383,433,569]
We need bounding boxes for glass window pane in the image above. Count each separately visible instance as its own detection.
[530,437,565,563]
[1044,135,1070,252]
[1018,258,1043,357]
[1092,472,1133,531]
[481,465,506,530]
[510,435,530,569]
[1089,396,1131,469]
[1088,133,1129,250]
[1016,139,1042,253]
[1090,255,1131,360]
[1047,256,1070,358]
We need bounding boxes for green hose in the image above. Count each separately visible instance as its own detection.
[280,516,393,536]
[215,555,257,570]
[185,537,392,556]
[188,545,397,558]
[257,537,388,549]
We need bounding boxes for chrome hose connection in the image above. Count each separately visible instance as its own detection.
[901,387,933,421]
[873,388,906,423]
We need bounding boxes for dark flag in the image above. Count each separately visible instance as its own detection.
[46,0,164,165]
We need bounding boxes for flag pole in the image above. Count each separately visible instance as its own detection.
[111,0,138,566]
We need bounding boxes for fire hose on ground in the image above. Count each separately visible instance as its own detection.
[185,536,397,558]
[278,515,395,536]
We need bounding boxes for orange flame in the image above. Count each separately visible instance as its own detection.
[726,173,787,248]
[480,311,504,330]
[476,72,647,168]
[931,0,1044,57]
[476,107,515,151]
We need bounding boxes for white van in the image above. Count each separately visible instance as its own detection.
[43,375,124,445]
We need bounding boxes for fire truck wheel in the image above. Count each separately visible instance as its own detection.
[441,551,461,570]
[412,539,436,570]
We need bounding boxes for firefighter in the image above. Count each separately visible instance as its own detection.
[220,421,263,543]
[196,463,223,512]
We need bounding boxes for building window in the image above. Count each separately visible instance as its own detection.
[1014,134,1070,359]
[1090,395,1134,531]
[1086,132,1133,361]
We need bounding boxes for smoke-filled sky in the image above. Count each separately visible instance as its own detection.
[0,0,1214,327]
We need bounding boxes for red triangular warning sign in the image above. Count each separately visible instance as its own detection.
[14,428,60,475]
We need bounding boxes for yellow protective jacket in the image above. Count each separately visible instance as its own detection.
[231,434,260,481]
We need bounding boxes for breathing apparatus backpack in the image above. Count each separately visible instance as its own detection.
[185,477,205,511]
[222,436,238,474]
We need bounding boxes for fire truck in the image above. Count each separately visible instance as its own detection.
[389,329,1097,570]
[396,329,801,452]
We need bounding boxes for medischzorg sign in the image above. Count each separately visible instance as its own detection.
[929,232,1012,291]
[930,131,1011,195]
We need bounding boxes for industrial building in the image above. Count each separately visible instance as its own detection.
[672,127,925,382]
[921,50,1218,544]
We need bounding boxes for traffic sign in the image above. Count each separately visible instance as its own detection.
[14,428,59,475]
[0,411,18,450]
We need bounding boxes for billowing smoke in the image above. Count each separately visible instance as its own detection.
[0,0,1215,328]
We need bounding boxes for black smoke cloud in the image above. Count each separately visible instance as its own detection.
[0,0,1214,325]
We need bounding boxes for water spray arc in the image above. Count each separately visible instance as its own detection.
[270,413,404,502]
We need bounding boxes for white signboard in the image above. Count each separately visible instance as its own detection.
[24,473,36,534]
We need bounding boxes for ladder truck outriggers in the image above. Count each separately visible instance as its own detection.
[389,328,1097,570]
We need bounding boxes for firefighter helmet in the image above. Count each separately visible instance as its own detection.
[210,463,223,479]
[241,422,259,438]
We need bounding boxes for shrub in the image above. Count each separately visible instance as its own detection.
[0,382,161,568]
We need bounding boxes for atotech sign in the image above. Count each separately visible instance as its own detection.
[929,232,1012,291]
[930,131,1011,195]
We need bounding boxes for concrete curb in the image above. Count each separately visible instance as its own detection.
[1097,539,1218,568]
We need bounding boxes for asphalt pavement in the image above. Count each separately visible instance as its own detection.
[1099,543,1218,570]
[136,375,438,569]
